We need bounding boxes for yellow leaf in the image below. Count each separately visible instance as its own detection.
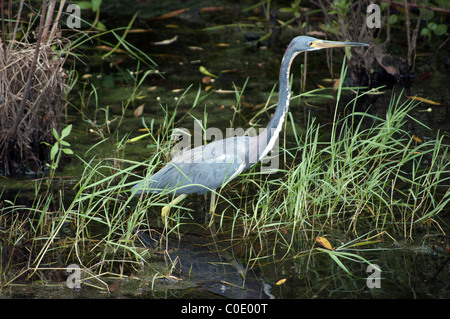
[95,45,126,54]
[412,135,422,143]
[316,236,333,250]
[126,132,152,144]
[365,203,375,216]
[199,66,218,78]
[148,8,188,21]
[333,79,340,90]
[276,278,286,285]
[220,68,237,73]
[127,29,152,33]
[406,96,442,106]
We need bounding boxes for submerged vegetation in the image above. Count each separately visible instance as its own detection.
[1,0,449,298]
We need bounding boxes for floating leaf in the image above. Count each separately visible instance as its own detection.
[200,6,225,13]
[316,236,333,250]
[112,56,127,65]
[199,66,218,78]
[333,79,340,90]
[202,76,211,84]
[134,104,145,117]
[188,46,204,51]
[221,68,237,73]
[148,8,188,21]
[407,96,443,105]
[214,89,234,94]
[127,29,152,33]
[276,278,286,285]
[412,135,422,143]
[95,45,126,54]
[152,35,178,45]
[127,132,152,144]
[366,89,385,95]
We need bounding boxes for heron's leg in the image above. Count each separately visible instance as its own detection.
[161,194,187,220]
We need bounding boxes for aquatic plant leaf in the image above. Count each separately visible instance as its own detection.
[199,66,218,78]
[92,0,102,13]
[134,104,145,117]
[412,135,422,143]
[276,278,286,285]
[127,132,152,144]
[316,236,333,250]
[50,143,58,160]
[52,128,59,140]
[434,24,447,36]
[148,9,188,21]
[200,6,225,13]
[406,96,443,105]
[62,148,74,155]
[152,36,178,46]
[77,1,92,10]
[61,124,72,139]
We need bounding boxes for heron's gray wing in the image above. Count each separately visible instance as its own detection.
[133,160,244,195]
[132,136,251,195]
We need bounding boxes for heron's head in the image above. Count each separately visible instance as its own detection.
[290,36,368,53]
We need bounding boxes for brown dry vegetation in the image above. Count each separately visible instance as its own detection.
[0,0,69,175]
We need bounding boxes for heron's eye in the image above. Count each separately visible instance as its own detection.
[308,41,313,47]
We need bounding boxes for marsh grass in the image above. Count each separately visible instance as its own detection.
[1,75,449,292]
[233,91,449,242]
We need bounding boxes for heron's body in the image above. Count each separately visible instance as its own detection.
[134,136,253,195]
[133,36,368,197]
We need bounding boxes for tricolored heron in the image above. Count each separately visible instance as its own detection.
[133,36,368,218]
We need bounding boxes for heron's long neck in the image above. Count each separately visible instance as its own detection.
[254,46,301,163]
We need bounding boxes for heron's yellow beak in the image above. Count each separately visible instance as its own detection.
[309,40,368,49]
